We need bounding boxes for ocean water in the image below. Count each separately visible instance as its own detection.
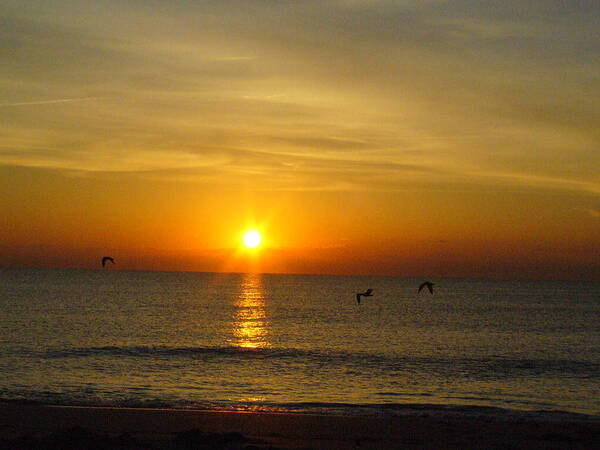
[1,268,599,420]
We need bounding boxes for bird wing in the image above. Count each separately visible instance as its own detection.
[356,294,361,304]
[101,256,115,267]
[418,282,426,293]
[427,283,433,294]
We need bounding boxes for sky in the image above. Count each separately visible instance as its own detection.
[1,0,599,280]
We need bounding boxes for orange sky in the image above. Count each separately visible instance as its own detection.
[1,1,599,280]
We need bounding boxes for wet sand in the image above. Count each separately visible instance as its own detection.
[1,402,599,449]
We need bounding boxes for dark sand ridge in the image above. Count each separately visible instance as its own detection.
[1,403,599,449]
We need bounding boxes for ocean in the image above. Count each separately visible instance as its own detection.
[1,268,599,420]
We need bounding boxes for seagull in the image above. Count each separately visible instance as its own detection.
[101,256,115,268]
[356,288,373,304]
[418,281,434,294]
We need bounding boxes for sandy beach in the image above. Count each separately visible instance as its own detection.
[0,402,598,449]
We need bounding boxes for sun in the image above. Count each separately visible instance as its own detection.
[243,230,262,249]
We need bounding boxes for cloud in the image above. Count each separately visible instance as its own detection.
[0,97,102,107]
[0,0,598,197]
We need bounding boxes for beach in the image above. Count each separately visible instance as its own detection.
[1,402,599,449]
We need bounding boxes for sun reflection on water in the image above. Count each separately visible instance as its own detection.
[230,273,270,349]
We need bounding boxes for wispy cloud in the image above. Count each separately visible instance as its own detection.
[0,1,598,196]
[213,56,256,61]
[0,97,102,107]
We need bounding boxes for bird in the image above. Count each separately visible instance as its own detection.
[418,281,434,294]
[101,256,115,268]
[356,288,373,304]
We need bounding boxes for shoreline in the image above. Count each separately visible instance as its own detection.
[1,398,598,422]
[1,399,598,419]
[2,402,599,449]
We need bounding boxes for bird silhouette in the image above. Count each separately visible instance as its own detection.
[356,288,373,304]
[101,256,115,268]
[418,281,434,294]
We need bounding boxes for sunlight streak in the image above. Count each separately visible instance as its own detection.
[230,273,270,349]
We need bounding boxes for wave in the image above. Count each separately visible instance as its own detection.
[35,345,600,378]
[41,345,317,359]
[272,401,600,421]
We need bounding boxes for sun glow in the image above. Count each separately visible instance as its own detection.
[243,230,262,248]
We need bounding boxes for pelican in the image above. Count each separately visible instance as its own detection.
[418,281,434,294]
[101,256,115,268]
[356,288,373,304]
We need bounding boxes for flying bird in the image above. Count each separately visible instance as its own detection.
[356,289,373,304]
[418,281,434,294]
[101,256,115,268]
